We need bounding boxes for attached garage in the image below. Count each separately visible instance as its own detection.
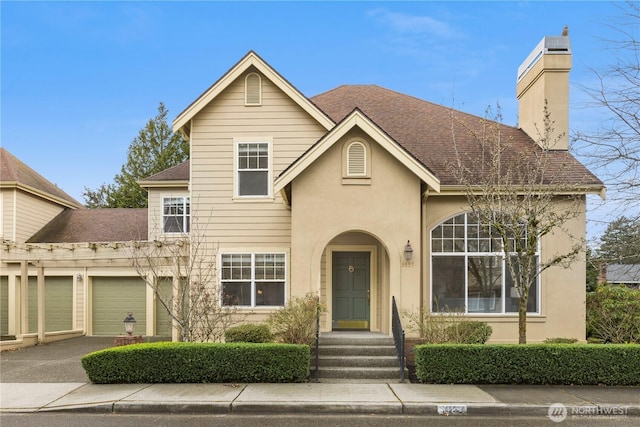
[44,277,73,332]
[92,277,146,336]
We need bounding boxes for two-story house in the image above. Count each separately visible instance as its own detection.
[1,31,604,350]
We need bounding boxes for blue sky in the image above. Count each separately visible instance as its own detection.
[0,1,631,240]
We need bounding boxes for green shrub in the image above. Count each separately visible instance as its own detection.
[225,323,273,343]
[415,344,640,385]
[81,342,310,384]
[444,321,493,344]
[587,285,640,343]
[544,337,578,344]
[267,293,325,345]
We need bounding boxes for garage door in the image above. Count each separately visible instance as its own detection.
[155,278,173,337]
[45,277,73,332]
[92,277,146,335]
[1,276,8,336]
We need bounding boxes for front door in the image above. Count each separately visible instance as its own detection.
[332,252,370,330]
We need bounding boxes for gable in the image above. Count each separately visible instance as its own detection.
[274,109,440,197]
[173,51,334,137]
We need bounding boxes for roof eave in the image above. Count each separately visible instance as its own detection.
[0,182,83,209]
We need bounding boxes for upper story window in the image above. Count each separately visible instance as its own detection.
[221,253,286,307]
[431,212,539,315]
[163,196,190,233]
[245,73,262,105]
[237,142,270,197]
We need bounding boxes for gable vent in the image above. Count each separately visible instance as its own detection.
[245,73,262,105]
[347,142,366,176]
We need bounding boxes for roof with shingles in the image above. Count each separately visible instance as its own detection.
[0,148,83,208]
[27,208,148,243]
[310,85,603,188]
[141,160,190,182]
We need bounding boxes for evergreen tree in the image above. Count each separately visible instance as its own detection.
[597,216,640,265]
[83,102,188,208]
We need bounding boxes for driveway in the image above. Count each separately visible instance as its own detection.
[1,337,143,383]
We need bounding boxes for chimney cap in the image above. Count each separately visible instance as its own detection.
[517,36,571,82]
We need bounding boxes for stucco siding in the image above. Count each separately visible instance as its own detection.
[189,71,327,248]
[15,190,65,243]
[423,194,588,343]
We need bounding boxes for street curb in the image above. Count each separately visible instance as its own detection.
[230,402,403,415]
[113,402,232,414]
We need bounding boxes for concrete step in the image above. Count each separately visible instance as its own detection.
[318,334,395,347]
[312,355,399,368]
[313,366,403,380]
[314,345,397,357]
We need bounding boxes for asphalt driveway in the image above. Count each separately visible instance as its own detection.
[1,337,129,383]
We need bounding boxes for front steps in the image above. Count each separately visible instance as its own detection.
[311,332,406,383]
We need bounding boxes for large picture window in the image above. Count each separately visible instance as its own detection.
[221,253,285,307]
[237,142,269,196]
[431,212,538,314]
[162,197,190,233]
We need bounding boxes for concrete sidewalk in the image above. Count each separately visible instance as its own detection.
[1,382,638,417]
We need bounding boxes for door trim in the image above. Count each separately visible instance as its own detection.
[325,245,378,332]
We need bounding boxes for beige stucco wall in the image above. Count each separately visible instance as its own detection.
[290,130,423,334]
[517,53,571,150]
[423,195,587,343]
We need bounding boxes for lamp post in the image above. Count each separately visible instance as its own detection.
[123,312,136,336]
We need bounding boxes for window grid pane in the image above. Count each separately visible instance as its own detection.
[222,253,285,307]
[431,213,539,314]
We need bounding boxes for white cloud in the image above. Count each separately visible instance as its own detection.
[366,8,464,40]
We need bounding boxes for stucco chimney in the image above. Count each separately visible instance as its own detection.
[516,30,572,150]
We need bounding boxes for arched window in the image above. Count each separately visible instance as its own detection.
[430,212,539,314]
[347,141,366,176]
[245,73,261,105]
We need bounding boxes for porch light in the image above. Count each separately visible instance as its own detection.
[123,312,137,336]
[404,240,413,261]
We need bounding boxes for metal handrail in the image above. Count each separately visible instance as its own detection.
[391,296,406,382]
[314,295,320,382]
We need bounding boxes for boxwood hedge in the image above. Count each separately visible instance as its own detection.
[415,344,640,385]
[81,342,310,384]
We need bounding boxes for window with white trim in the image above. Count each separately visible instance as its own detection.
[431,212,539,314]
[221,253,285,307]
[162,197,190,233]
[237,142,269,196]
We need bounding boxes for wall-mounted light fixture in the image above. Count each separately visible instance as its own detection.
[404,240,413,261]
[76,273,84,282]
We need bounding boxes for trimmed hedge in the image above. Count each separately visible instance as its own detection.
[225,323,274,343]
[81,342,309,384]
[415,344,640,385]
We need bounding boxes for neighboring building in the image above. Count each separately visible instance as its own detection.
[604,264,640,288]
[1,31,604,349]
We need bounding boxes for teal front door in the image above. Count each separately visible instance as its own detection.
[332,252,370,330]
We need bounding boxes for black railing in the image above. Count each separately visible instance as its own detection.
[314,295,320,382]
[391,296,406,382]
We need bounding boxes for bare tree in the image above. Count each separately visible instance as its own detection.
[450,106,588,344]
[573,1,640,222]
[129,222,241,342]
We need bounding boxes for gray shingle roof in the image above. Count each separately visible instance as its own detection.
[142,160,190,182]
[606,264,640,284]
[27,209,148,243]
